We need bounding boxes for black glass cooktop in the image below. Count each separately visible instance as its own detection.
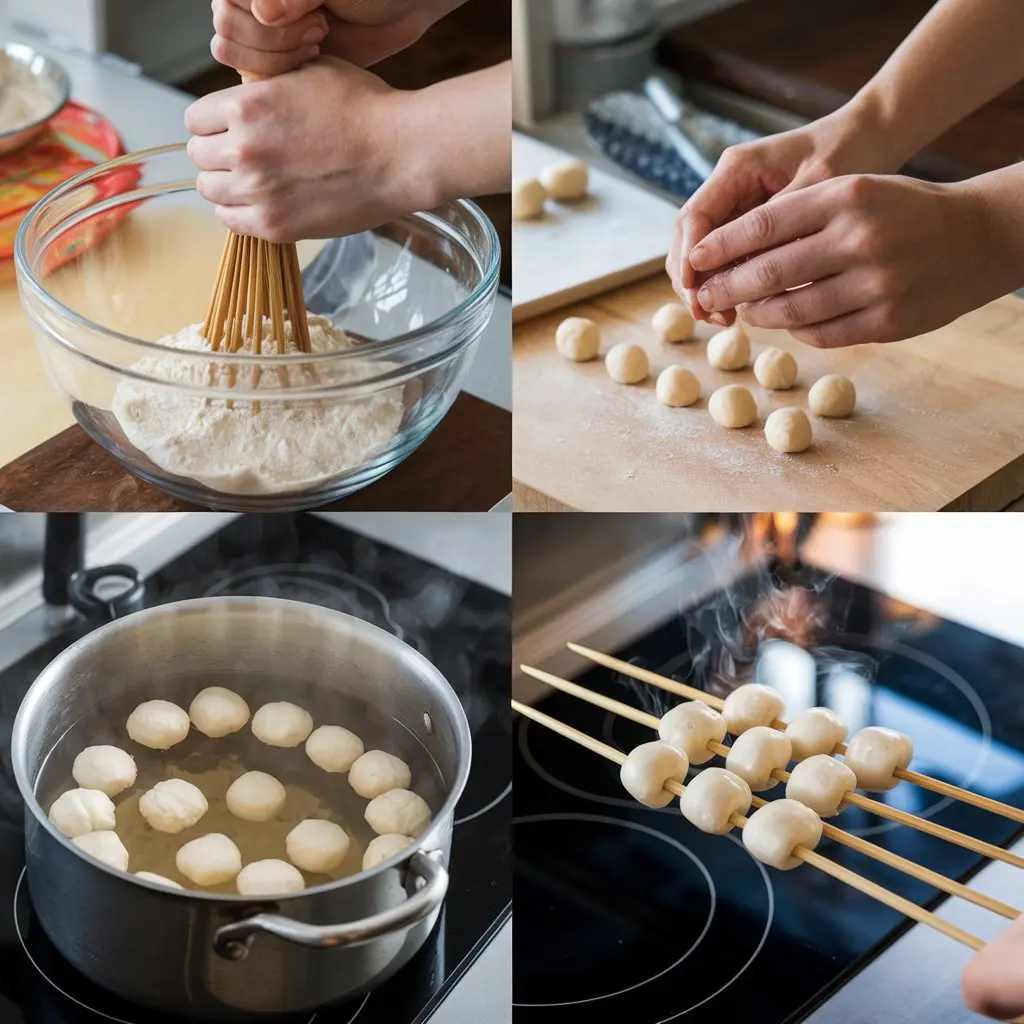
[0,513,511,1024]
[513,564,1024,1023]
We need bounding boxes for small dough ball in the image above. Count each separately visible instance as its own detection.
[126,700,190,750]
[251,701,314,748]
[742,798,823,871]
[49,788,116,838]
[512,177,546,220]
[135,871,184,890]
[658,702,726,765]
[619,741,689,809]
[540,158,588,201]
[366,789,432,838]
[226,771,287,823]
[605,343,649,385]
[765,407,812,454]
[707,325,750,370]
[71,746,136,798]
[189,686,250,738]
[843,726,914,792]
[555,317,599,362]
[753,348,797,389]
[306,726,365,774]
[363,834,415,871]
[722,683,785,736]
[236,859,306,896]
[656,366,700,408]
[652,303,695,343]
[139,778,209,834]
[786,707,848,762]
[708,385,756,428]
[176,833,242,886]
[680,767,752,835]
[349,750,412,799]
[809,374,857,418]
[786,754,857,818]
[286,819,351,873]
[72,830,129,872]
[725,726,793,792]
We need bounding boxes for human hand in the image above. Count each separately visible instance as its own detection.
[210,0,328,76]
[963,915,1024,1021]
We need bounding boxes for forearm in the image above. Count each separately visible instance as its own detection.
[965,162,1024,298]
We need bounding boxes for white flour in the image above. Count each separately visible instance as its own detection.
[112,314,404,495]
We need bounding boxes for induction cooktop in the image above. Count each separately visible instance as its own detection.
[0,514,511,1024]
[513,562,1024,1023]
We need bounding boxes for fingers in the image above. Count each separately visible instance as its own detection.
[789,307,884,349]
[211,0,325,75]
[196,170,247,207]
[963,921,1024,1021]
[185,89,239,135]
[187,132,233,172]
[739,275,866,331]
[251,0,322,27]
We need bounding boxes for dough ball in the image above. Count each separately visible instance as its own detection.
[306,725,365,774]
[725,726,793,792]
[539,158,588,201]
[139,778,209,834]
[742,798,823,871]
[843,726,914,792]
[605,342,649,385]
[134,871,184,890]
[49,788,116,838]
[365,789,432,838]
[786,754,857,818]
[765,408,812,454]
[786,707,848,762]
[251,701,314,748]
[189,686,250,738]
[680,767,752,835]
[658,701,726,765]
[652,303,695,343]
[71,745,136,798]
[362,834,415,871]
[708,385,756,428]
[753,348,797,389]
[722,682,785,735]
[619,741,689,808]
[656,366,700,408]
[512,177,546,220]
[72,830,129,872]
[176,833,242,886]
[126,700,190,750]
[286,819,351,873]
[349,750,412,799]
[809,374,856,417]
[226,771,287,823]
[236,859,306,896]
[707,325,750,370]
[555,317,600,362]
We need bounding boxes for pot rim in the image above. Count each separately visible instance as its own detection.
[12,596,472,902]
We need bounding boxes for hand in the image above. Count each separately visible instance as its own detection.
[210,0,328,76]
[963,916,1024,1021]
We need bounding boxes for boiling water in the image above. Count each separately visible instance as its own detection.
[35,674,447,896]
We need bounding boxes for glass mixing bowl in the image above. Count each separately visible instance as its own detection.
[15,143,500,510]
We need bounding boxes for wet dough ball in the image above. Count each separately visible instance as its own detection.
[512,177,546,220]
[72,745,137,798]
[226,771,286,823]
[754,348,797,389]
[722,683,785,735]
[659,701,727,765]
[139,778,209,833]
[72,830,129,872]
[362,834,414,871]
[365,789,432,838]
[786,707,848,762]
[680,767,752,835]
[251,701,314,748]
[135,871,184,890]
[189,686,250,738]
[619,741,689,808]
[236,859,306,896]
[176,833,242,886]
[349,750,412,799]
[809,374,856,417]
[49,788,116,838]
[742,798,822,871]
[555,317,599,362]
[765,408,812,453]
[126,700,190,750]
[656,366,700,408]
[652,303,695,343]
[286,819,351,873]
[843,726,913,791]
[708,385,756,428]
[786,754,856,818]
[540,158,588,201]
[707,325,750,370]
[605,343,649,384]
[725,726,793,792]
[306,725,365,774]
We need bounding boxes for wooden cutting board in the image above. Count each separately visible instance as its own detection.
[512,133,680,324]
[513,275,1024,512]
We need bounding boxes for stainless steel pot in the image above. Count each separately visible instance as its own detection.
[553,0,656,45]
[12,597,472,1019]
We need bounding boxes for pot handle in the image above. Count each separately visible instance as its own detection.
[213,850,448,960]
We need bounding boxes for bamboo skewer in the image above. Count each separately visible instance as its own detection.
[511,698,987,952]
[566,642,1024,827]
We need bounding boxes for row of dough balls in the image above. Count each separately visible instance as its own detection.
[513,159,590,220]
